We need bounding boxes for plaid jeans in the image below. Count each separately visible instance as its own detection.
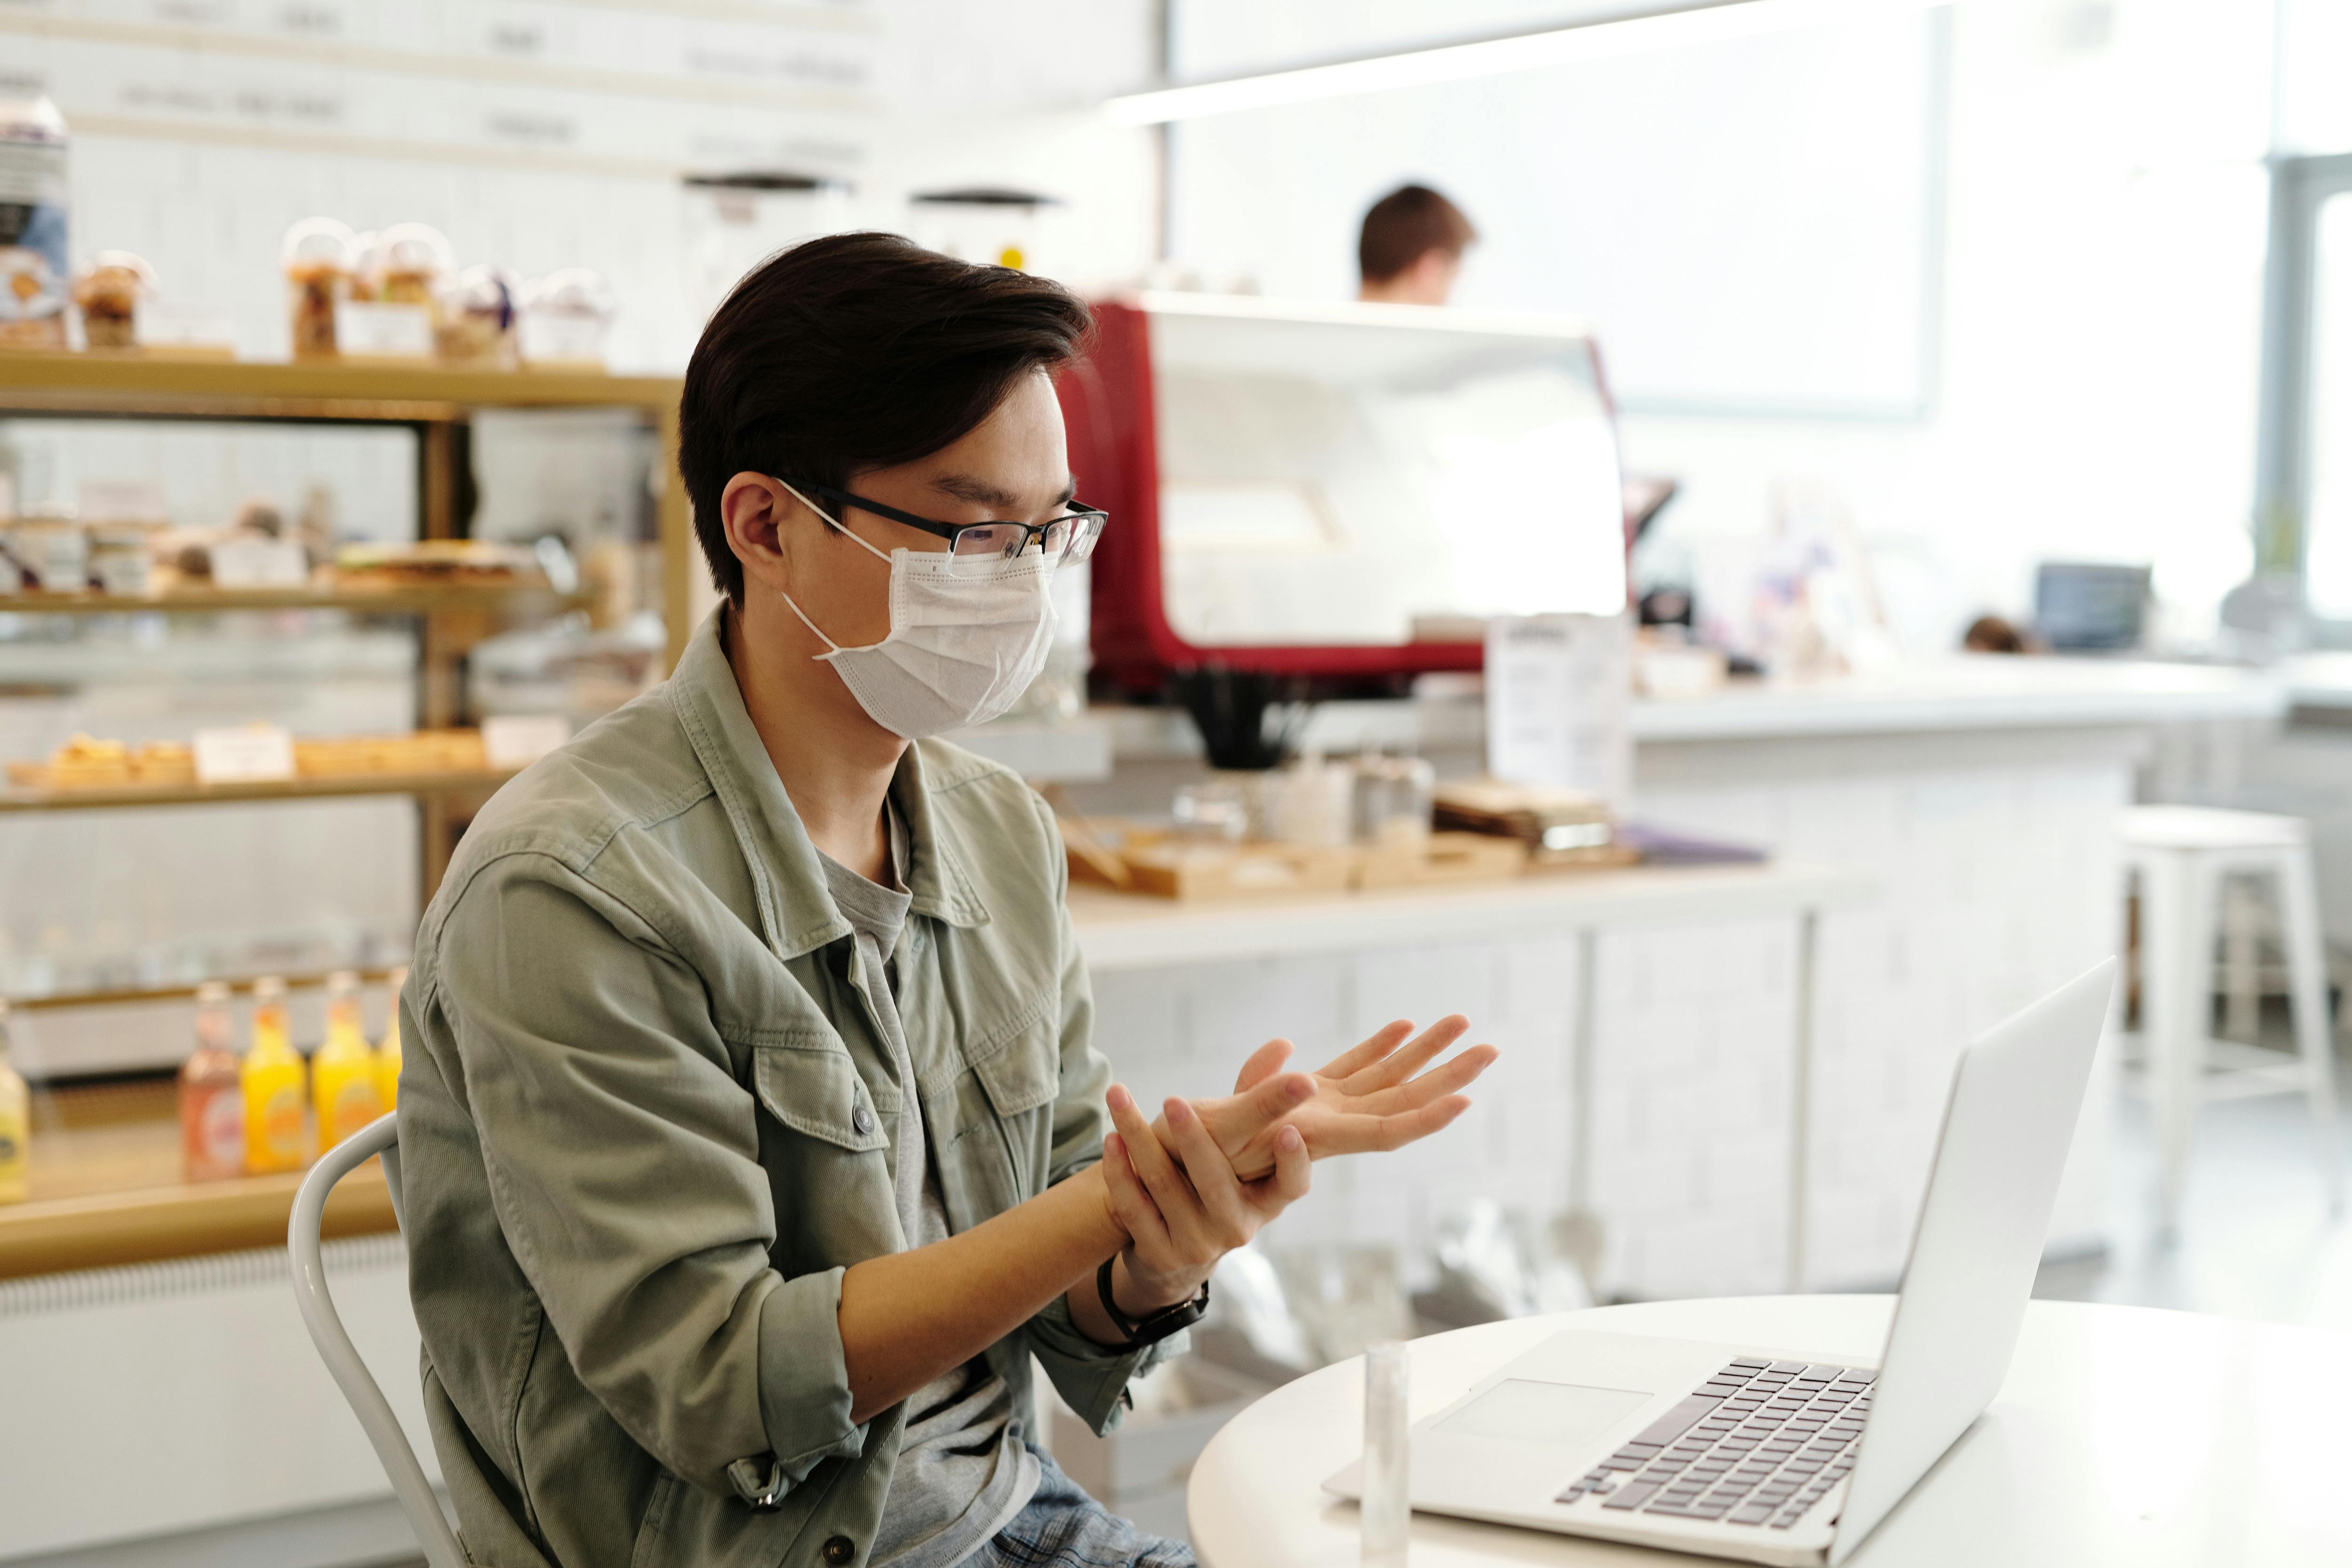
[961,1446,1195,1568]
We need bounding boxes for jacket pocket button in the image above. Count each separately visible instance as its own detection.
[851,1103,875,1136]
[822,1535,856,1565]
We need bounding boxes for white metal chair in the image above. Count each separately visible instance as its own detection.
[289,1112,467,1568]
[2122,805,2345,1232]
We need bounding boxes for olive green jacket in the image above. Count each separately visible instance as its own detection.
[394,611,1168,1568]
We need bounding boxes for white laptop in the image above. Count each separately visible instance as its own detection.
[1324,958,2116,1567]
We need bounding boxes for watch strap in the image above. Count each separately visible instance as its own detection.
[1097,1256,1210,1348]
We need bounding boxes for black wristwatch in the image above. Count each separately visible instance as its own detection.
[1097,1257,1210,1348]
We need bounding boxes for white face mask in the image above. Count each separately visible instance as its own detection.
[773,482,1059,740]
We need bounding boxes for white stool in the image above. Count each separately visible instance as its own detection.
[2122,806,2344,1232]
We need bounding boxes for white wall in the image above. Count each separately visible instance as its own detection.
[1629,0,2276,649]
[1170,9,1945,414]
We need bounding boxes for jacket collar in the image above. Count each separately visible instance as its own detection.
[666,608,987,961]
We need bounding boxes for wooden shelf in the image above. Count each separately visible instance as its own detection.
[0,766,519,813]
[0,350,679,422]
[0,1078,396,1280]
[14,968,406,1013]
[0,578,594,617]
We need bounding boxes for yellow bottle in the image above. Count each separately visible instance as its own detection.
[242,976,309,1174]
[313,970,385,1149]
[0,1000,31,1205]
[376,965,407,1114]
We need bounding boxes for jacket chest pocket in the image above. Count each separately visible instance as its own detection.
[749,1036,896,1266]
[945,1002,1061,1218]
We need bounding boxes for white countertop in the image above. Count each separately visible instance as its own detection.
[1630,656,2282,741]
[1095,658,2283,760]
[2278,651,2352,709]
[1067,859,1874,972]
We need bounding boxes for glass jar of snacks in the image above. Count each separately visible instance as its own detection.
[73,250,154,350]
[0,93,68,352]
[3,512,87,590]
[366,223,453,309]
[434,264,517,368]
[281,216,358,360]
[87,522,157,595]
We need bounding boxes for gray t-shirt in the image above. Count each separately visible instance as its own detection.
[819,805,1041,1568]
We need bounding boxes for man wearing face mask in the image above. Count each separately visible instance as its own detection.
[393,233,1497,1568]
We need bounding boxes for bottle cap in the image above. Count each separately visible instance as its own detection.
[195,979,230,1006]
[254,975,287,1002]
[326,969,360,995]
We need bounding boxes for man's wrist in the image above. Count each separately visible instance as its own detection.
[1112,1252,1208,1318]
[1078,1162,1132,1257]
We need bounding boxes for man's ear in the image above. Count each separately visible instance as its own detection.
[720,473,797,592]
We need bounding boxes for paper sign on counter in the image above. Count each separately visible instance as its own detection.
[483,714,571,770]
[194,724,296,785]
[1484,613,1633,809]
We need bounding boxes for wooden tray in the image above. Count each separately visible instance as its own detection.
[1063,820,1357,901]
[1120,838,1356,901]
[1351,830,1528,890]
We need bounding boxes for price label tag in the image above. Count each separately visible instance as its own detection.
[194,724,296,785]
[334,302,434,359]
[210,538,308,587]
[519,313,606,366]
[483,713,571,771]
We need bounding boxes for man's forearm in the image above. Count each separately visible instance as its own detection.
[838,1163,1128,1424]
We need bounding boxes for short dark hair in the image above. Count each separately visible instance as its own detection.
[1358,184,1478,284]
[677,232,1093,605]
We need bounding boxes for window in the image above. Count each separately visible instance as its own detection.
[2259,154,2352,621]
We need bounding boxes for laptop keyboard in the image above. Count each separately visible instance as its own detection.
[1554,1358,1875,1529]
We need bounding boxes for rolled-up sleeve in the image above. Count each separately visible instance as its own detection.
[1022,832,1184,1432]
[436,855,863,1502]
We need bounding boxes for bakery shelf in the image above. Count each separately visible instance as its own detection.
[0,1077,394,1280]
[13,969,406,1013]
[0,350,679,421]
[0,579,595,617]
[0,350,694,671]
[0,766,519,813]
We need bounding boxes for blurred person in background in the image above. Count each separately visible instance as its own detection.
[1357,183,1478,305]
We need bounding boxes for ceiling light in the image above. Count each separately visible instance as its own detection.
[1105,0,1950,126]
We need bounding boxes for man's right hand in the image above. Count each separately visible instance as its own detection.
[1166,1016,1499,1181]
[1094,1083,1312,1321]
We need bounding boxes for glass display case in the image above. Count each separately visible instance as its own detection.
[0,352,683,1278]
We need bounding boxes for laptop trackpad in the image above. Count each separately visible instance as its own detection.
[1434,1379,1653,1446]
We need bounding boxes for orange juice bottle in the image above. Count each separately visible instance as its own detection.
[0,1000,30,1205]
[178,980,245,1181]
[312,969,384,1149]
[241,976,309,1173]
[376,965,406,1113]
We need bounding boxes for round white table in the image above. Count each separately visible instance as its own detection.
[1185,1295,2352,1567]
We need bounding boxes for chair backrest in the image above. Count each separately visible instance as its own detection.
[289,1112,468,1568]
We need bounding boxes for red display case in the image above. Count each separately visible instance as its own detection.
[1059,294,1625,695]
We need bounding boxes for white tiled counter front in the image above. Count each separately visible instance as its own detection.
[1071,868,1872,1304]
[1078,658,2285,1301]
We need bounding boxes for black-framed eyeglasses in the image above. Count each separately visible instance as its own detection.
[781,478,1109,569]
